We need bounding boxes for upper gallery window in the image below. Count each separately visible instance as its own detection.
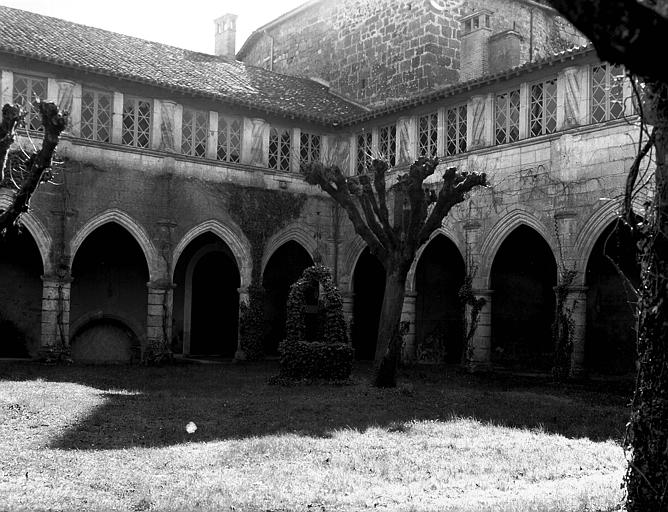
[591,63,625,123]
[529,78,557,137]
[13,74,47,131]
[122,97,151,148]
[379,124,397,166]
[217,115,242,163]
[182,108,208,158]
[495,89,521,145]
[81,88,112,143]
[418,112,438,159]
[445,105,467,156]
[269,127,291,171]
[356,132,372,173]
[300,132,321,167]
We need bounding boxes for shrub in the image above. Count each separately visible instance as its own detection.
[280,264,353,380]
[279,340,354,380]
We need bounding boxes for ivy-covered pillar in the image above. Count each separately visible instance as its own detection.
[468,289,493,370]
[145,279,174,356]
[236,285,250,360]
[565,285,588,377]
[39,273,72,355]
[341,290,354,341]
[400,291,417,362]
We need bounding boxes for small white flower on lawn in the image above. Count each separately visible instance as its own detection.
[186,422,197,434]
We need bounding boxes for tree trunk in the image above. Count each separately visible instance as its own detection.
[625,81,668,512]
[373,263,408,388]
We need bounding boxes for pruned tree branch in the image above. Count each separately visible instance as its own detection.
[0,100,68,234]
[418,167,487,246]
[624,126,656,225]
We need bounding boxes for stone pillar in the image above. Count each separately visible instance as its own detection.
[323,134,351,170]
[560,65,586,129]
[146,280,174,355]
[111,91,124,145]
[519,82,529,140]
[153,99,180,153]
[56,80,81,137]
[468,289,493,370]
[235,286,250,360]
[467,94,488,150]
[244,117,269,167]
[207,111,219,160]
[40,274,72,354]
[564,286,588,378]
[401,292,417,362]
[291,127,301,173]
[1,70,13,106]
[397,116,417,166]
[341,291,354,341]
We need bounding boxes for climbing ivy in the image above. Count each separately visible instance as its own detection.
[226,185,308,360]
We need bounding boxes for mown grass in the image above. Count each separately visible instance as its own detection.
[0,361,630,511]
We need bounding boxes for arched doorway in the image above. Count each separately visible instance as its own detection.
[415,235,466,363]
[0,228,43,357]
[352,248,385,360]
[70,222,149,362]
[585,221,639,374]
[173,232,240,357]
[490,225,557,370]
[262,241,313,355]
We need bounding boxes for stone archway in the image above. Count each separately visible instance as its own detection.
[0,227,44,357]
[351,247,385,360]
[414,234,466,363]
[173,233,241,357]
[490,225,558,370]
[70,222,150,362]
[262,240,314,355]
[585,220,639,374]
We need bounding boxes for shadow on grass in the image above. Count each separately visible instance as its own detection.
[0,361,632,450]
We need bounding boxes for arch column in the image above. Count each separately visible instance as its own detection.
[235,286,250,360]
[401,292,417,362]
[39,273,72,355]
[564,285,588,377]
[341,290,354,341]
[468,289,493,370]
[146,278,175,354]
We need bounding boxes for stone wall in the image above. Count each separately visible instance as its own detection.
[240,0,585,106]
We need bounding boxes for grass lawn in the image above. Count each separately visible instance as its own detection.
[0,361,630,512]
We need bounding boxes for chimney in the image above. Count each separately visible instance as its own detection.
[214,13,238,58]
[488,30,522,75]
[460,10,493,82]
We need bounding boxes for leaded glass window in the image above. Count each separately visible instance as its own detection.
[495,89,521,145]
[81,89,112,143]
[217,116,241,163]
[13,74,47,131]
[591,63,625,123]
[379,124,396,166]
[269,127,291,171]
[445,105,467,156]
[357,132,372,173]
[529,78,557,137]
[418,113,438,158]
[300,132,321,166]
[182,108,208,158]
[122,97,151,148]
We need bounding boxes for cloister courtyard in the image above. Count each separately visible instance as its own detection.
[0,360,629,512]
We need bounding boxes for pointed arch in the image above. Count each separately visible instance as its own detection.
[262,224,322,277]
[0,192,52,274]
[480,209,558,288]
[575,200,623,277]
[172,219,252,289]
[406,226,464,294]
[70,209,160,280]
[341,235,369,293]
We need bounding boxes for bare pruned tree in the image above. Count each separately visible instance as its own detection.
[0,100,68,234]
[302,157,486,387]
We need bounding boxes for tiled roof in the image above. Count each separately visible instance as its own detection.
[0,5,365,124]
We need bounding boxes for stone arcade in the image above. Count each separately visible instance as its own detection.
[0,1,641,374]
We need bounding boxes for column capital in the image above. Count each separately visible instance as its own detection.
[147,279,176,290]
[41,273,73,284]
[471,288,494,297]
